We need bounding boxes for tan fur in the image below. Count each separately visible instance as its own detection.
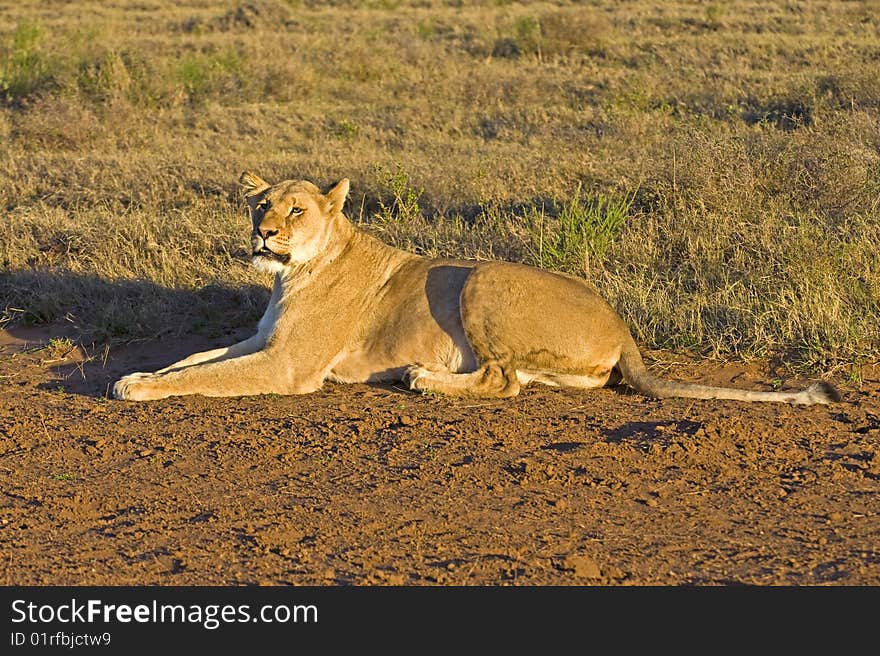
[113,174,841,405]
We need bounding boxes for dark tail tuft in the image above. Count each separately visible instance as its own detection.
[807,381,842,404]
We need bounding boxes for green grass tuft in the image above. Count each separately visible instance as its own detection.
[525,186,634,277]
[0,21,57,101]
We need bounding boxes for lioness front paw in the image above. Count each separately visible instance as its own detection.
[113,372,164,401]
[404,364,442,392]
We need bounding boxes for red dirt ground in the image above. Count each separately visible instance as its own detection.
[2,325,879,586]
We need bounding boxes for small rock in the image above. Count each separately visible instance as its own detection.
[398,415,416,426]
[604,565,625,579]
[156,556,183,573]
[564,555,601,579]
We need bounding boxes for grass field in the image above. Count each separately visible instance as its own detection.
[2,0,879,373]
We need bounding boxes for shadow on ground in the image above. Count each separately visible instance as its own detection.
[1,268,269,397]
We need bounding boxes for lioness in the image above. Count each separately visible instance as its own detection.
[113,173,840,405]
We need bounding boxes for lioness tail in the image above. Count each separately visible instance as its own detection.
[616,340,840,405]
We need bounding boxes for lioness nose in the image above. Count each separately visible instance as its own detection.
[258,227,279,239]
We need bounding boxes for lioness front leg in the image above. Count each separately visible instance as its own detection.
[154,334,265,374]
[113,351,321,401]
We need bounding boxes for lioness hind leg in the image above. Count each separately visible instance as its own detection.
[406,361,520,398]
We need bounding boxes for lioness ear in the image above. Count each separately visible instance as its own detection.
[239,171,271,197]
[326,178,350,212]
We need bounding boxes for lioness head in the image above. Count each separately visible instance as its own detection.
[239,172,350,273]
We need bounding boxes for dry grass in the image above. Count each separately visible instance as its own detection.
[1,0,879,370]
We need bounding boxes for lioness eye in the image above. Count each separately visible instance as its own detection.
[288,207,303,216]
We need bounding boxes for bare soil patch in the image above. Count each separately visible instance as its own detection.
[2,326,878,585]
